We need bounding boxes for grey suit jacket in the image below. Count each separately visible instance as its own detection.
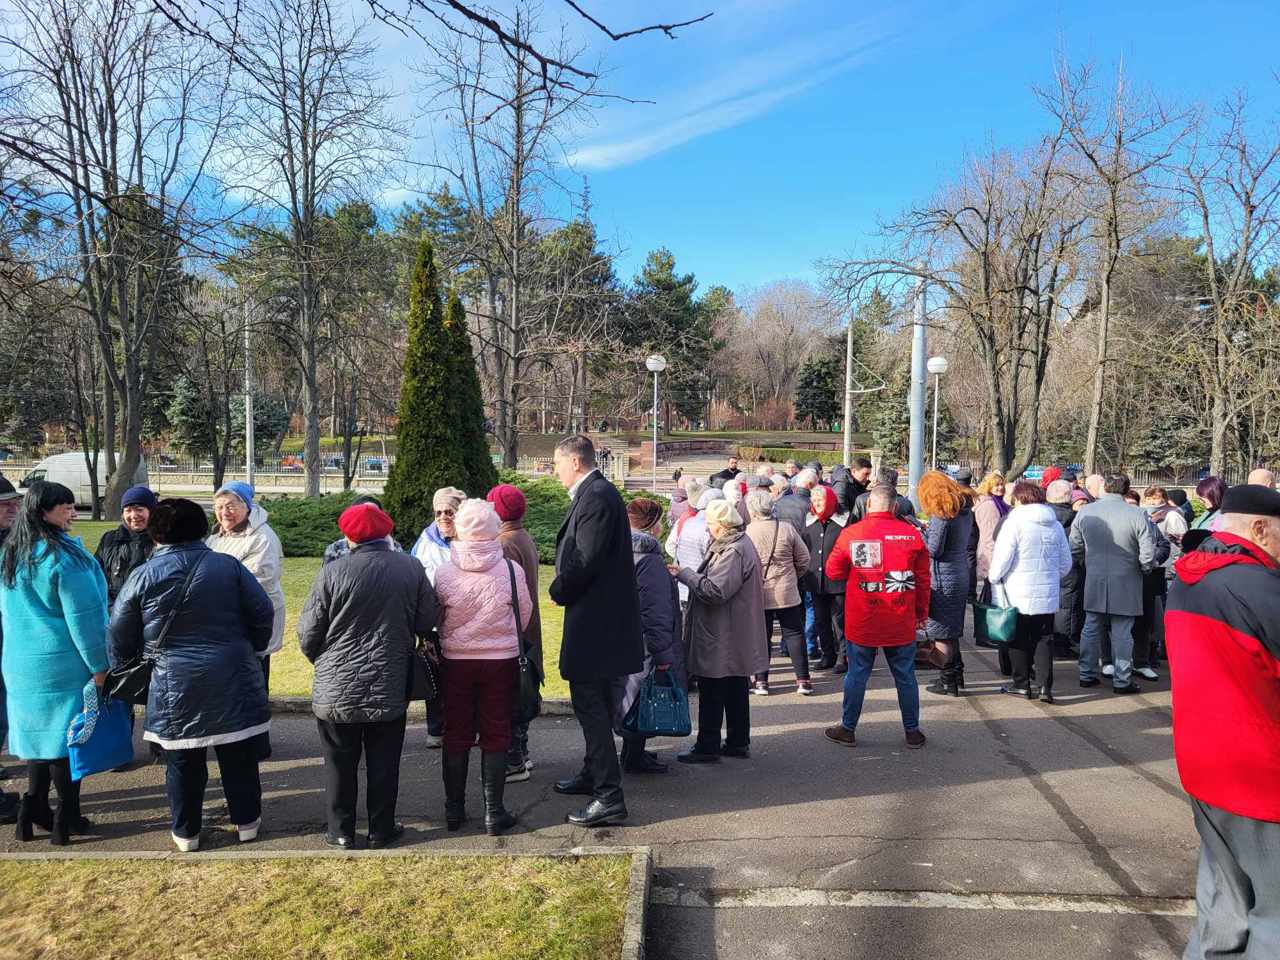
[1068,494,1156,617]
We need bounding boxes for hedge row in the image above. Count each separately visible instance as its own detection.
[262,473,668,563]
[739,446,853,467]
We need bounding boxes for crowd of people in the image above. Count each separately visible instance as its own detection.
[0,441,1276,957]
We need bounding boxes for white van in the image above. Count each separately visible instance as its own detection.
[21,452,149,509]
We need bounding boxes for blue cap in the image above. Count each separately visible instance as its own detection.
[121,485,157,510]
[215,481,254,508]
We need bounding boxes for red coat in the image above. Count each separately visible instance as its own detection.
[1166,532,1280,823]
[825,511,931,647]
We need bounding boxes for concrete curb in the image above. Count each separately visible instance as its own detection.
[266,697,577,718]
[1,846,652,959]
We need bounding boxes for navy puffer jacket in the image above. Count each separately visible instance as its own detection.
[107,542,273,749]
[631,531,686,690]
[925,508,974,641]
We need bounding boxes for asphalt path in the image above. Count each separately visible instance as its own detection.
[0,641,1197,959]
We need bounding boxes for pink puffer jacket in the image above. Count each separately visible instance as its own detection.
[435,537,533,660]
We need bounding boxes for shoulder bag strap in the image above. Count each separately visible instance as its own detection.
[153,553,207,656]
[505,559,528,658]
[761,519,779,581]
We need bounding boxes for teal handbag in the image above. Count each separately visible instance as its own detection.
[623,668,692,739]
[973,584,1019,646]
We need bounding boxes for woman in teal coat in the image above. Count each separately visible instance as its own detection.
[0,481,109,845]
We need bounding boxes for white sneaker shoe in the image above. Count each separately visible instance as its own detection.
[1102,664,1115,678]
[172,832,200,853]
[237,819,261,842]
[425,734,443,749]
[751,682,770,696]
[1137,667,1160,681]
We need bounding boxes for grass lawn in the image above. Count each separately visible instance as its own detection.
[76,521,570,702]
[0,855,631,960]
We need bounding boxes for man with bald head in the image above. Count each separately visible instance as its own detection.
[1166,484,1280,958]
[1247,467,1275,489]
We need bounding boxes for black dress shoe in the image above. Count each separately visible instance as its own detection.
[818,657,838,671]
[1079,677,1100,688]
[676,748,721,764]
[324,832,357,849]
[1038,690,1056,704]
[1113,682,1142,695]
[1001,685,1033,698]
[366,823,404,849]
[566,798,628,828]
[553,775,595,796]
[720,747,750,759]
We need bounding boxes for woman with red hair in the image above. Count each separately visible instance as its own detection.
[918,471,975,696]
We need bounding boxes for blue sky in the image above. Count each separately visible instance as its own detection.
[377,0,1280,293]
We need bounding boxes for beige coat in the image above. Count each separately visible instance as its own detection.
[206,503,286,656]
[498,520,543,681]
[677,530,768,679]
[745,517,810,610]
[973,495,1004,581]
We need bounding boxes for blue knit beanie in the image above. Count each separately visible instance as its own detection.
[121,485,158,510]
[215,481,255,508]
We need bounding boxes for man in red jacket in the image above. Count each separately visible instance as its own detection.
[1166,484,1280,959]
[822,485,931,749]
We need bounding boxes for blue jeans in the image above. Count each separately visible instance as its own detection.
[1081,612,1135,687]
[841,642,920,733]
[803,592,820,656]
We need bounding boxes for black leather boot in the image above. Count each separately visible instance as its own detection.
[481,751,517,837]
[442,751,470,832]
[14,796,34,842]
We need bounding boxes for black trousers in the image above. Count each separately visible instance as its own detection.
[694,675,750,754]
[757,604,809,682]
[1007,612,1055,692]
[812,592,845,664]
[25,758,80,823]
[316,716,407,839]
[569,679,623,805]
[1134,570,1167,669]
[165,736,262,839]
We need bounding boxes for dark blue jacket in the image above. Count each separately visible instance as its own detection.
[925,508,974,640]
[631,531,687,690]
[107,542,273,748]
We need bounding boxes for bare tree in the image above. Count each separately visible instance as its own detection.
[1,0,228,516]
[824,133,1084,476]
[223,0,402,496]
[1038,60,1188,473]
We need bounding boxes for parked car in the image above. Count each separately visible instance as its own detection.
[364,457,387,474]
[21,452,148,508]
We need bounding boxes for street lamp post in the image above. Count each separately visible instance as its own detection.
[926,356,949,470]
[645,355,667,491]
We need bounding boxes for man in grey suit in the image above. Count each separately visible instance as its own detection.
[1069,473,1156,693]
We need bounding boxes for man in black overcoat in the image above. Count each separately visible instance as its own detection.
[549,435,644,827]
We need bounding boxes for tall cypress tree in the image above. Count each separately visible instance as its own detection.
[384,238,497,545]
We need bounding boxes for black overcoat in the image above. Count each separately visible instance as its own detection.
[550,471,644,682]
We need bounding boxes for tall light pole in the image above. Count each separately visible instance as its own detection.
[927,356,949,470]
[841,310,857,467]
[907,277,928,504]
[645,355,667,491]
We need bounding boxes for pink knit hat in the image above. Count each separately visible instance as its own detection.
[454,498,500,542]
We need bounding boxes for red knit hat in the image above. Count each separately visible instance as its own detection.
[486,484,527,522]
[1040,466,1062,489]
[338,502,394,543]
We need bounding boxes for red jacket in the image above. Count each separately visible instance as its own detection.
[825,511,931,647]
[1166,532,1280,823]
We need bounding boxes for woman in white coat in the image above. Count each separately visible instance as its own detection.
[988,480,1073,704]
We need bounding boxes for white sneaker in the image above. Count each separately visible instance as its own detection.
[172,832,200,853]
[1137,667,1160,681]
[1102,664,1115,677]
[425,734,443,749]
[237,819,261,842]
[751,682,770,696]
[524,757,535,771]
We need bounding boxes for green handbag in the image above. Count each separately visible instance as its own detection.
[972,585,1019,646]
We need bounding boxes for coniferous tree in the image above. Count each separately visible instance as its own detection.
[384,238,496,545]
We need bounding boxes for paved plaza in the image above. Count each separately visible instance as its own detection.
[1,642,1196,960]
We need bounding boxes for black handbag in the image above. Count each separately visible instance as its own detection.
[104,554,206,705]
[506,560,542,725]
[407,633,441,704]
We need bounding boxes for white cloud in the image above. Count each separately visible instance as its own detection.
[567,24,893,171]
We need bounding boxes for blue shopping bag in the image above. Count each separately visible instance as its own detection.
[67,682,134,781]
[622,668,692,739]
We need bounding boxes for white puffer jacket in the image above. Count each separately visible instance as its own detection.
[205,503,286,655]
[434,537,532,661]
[988,503,1073,616]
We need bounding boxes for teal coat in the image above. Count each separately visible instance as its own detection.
[0,535,110,759]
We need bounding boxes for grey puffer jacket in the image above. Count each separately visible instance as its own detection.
[297,541,438,723]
